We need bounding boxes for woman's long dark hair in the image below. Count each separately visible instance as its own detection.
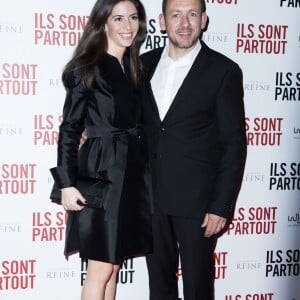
[62,0,146,89]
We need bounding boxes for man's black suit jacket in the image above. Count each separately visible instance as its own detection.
[141,41,247,220]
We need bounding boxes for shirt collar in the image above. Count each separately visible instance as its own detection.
[160,39,201,66]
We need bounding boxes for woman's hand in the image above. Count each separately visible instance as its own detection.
[61,187,87,211]
[78,130,87,150]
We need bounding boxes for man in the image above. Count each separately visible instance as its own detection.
[141,0,247,299]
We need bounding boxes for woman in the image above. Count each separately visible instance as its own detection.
[49,1,152,299]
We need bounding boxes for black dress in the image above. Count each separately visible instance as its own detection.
[50,54,153,263]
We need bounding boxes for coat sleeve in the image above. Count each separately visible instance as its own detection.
[207,63,247,218]
[50,70,89,189]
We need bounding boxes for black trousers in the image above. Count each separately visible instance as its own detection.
[146,207,217,300]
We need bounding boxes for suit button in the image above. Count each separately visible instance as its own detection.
[160,127,165,132]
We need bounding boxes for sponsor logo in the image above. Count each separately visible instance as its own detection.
[280,0,300,7]
[225,293,274,300]
[49,77,63,87]
[266,249,300,277]
[46,268,76,280]
[214,252,228,279]
[228,207,277,235]
[143,18,168,51]
[269,162,300,190]
[202,32,229,44]
[0,223,22,234]
[32,211,67,242]
[243,172,266,183]
[288,212,300,227]
[117,258,135,284]
[236,260,263,271]
[33,114,62,146]
[34,13,88,46]
[293,126,300,139]
[0,124,22,136]
[0,22,22,34]
[0,164,37,195]
[236,24,288,54]
[0,63,38,96]
[81,258,136,286]
[275,72,300,101]
[244,81,271,93]
[0,259,37,290]
[246,117,283,146]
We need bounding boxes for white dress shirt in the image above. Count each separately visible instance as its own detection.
[151,40,201,120]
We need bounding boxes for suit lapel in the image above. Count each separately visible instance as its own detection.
[162,42,211,122]
[146,42,212,123]
[146,49,164,122]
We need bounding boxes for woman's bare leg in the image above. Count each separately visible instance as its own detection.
[104,264,120,300]
[81,259,114,300]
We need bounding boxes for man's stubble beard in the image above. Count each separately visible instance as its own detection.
[168,28,201,50]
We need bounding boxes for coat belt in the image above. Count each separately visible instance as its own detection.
[85,124,141,139]
[84,123,142,221]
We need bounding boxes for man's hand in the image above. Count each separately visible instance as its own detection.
[201,213,227,237]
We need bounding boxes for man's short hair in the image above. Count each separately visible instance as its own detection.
[162,0,206,14]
